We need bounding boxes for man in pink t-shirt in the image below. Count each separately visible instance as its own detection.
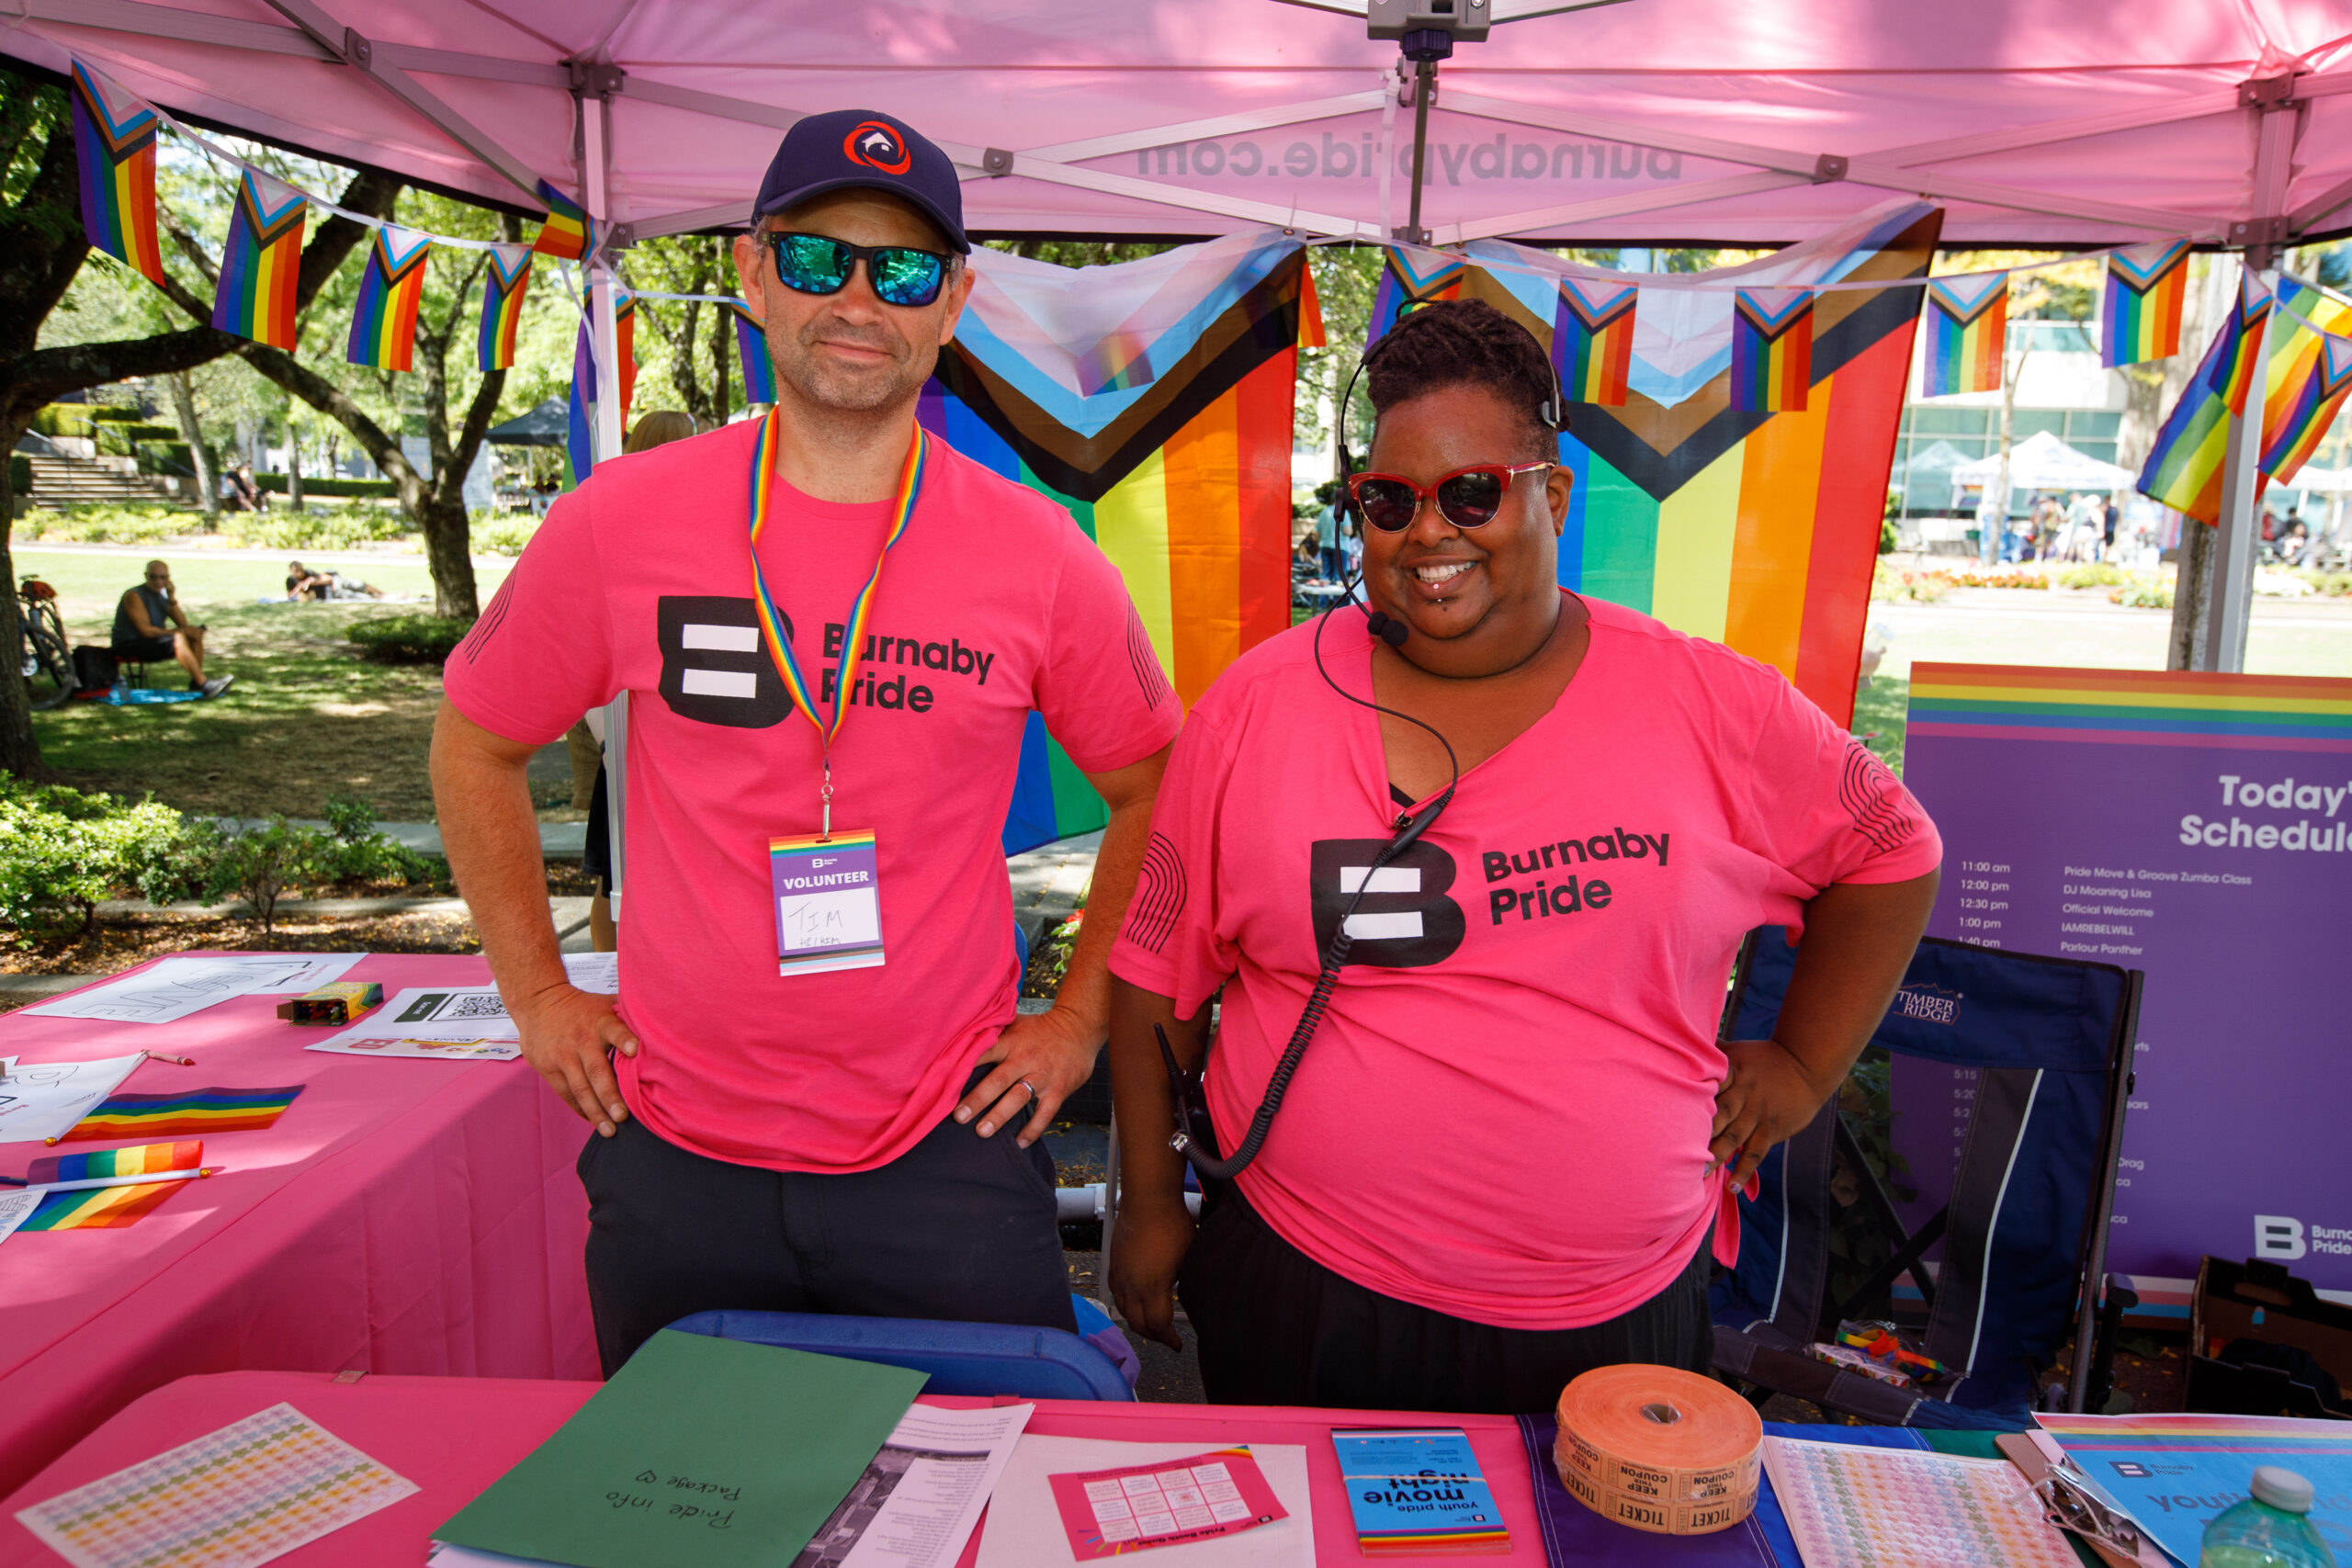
[1107,301,1940,1413]
[434,111,1174,1374]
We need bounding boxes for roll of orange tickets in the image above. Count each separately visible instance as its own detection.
[1553,1364,1763,1535]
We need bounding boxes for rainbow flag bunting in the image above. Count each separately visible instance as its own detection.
[731,300,778,405]
[476,243,533,372]
[345,225,432,372]
[1448,200,1939,726]
[919,231,1317,851]
[11,1140,204,1230]
[209,169,308,348]
[67,62,165,287]
[1730,287,1815,412]
[2140,275,2352,524]
[565,287,639,480]
[2101,239,2190,367]
[2208,269,2275,417]
[1552,277,1638,406]
[530,179,594,262]
[54,1085,302,1143]
[1368,244,1464,341]
[2258,321,2352,485]
[1920,273,2008,398]
[1907,663,2352,754]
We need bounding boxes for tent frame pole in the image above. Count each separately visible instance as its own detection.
[581,81,629,913]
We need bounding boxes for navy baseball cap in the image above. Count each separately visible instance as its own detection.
[752,109,969,254]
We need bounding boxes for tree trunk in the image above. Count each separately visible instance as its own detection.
[286,424,303,509]
[420,493,479,617]
[164,372,218,522]
[2166,511,2213,670]
[0,411,38,775]
[1984,343,2028,564]
[710,280,732,420]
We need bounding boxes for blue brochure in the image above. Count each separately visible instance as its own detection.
[1331,1427,1510,1554]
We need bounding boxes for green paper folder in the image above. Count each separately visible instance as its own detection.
[435,1329,928,1568]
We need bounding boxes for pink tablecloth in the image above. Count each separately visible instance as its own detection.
[0,1373,1553,1566]
[0,954,596,1498]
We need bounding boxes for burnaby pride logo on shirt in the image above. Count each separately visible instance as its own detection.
[656,594,999,728]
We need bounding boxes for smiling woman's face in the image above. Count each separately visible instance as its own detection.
[1360,384,1571,676]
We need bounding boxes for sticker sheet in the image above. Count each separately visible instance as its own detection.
[1048,1449,1287,1559]
[1762,1438,2080,1568]
[15,1402,417,1568]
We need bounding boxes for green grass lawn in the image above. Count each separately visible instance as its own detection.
[20,547,508,821]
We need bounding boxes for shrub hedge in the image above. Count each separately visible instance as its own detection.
[348,614,473,664]
[254,473,399,499]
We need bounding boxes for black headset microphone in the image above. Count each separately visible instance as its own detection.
[1156,321,1566,1182]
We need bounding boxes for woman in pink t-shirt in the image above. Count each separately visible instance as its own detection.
[1105,301,1942,1414]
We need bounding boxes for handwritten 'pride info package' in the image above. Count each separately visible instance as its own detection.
[432,1329,925,1568]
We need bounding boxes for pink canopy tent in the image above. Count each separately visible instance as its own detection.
[4,0,2336,673]
[6,0,2352,251]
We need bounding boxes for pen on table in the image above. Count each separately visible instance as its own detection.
[142,1053,198,1066]
[0,1168,215,1196]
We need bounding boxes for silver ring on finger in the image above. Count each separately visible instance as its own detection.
[1016,1077,1037,1101]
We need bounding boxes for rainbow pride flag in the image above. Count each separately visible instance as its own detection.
[1369,244,1464,339]
[13,1140,204,1230]
[67,62,165,287]
[345,225,432,371]
[731,300,777,404]
[1729,288,1814,412]
[2209,269,2274,417]
[531,179,593,262]
[919,231,1317,851]
[565,287,639,480]
[2101,239,2190,367]
[1449,200,1939,725]
[1552,276,1637,406]
[1920,273,2007,398]
[209,169,307,348]
[2140,275,2352,523]
[55,1086,302,1143]
[1906,662,2352,754]
[477,243,532,372]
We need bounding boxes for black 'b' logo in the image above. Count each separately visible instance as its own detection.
[1308,839,1464,968]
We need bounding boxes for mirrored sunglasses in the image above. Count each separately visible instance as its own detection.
[1345,461,1555,533]
[766,231,948,308]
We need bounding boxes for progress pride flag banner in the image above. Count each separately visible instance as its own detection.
[1895,663,2352,1310]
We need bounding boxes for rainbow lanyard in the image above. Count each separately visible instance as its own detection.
[746,403,929,839]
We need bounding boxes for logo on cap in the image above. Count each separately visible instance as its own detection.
[843,120,911,175]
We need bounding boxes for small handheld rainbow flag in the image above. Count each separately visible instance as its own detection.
[731,299,777,405]
[1552,276,1637,406]
[2101,239,2189,367]
[2258,324,2352,484]
[210,169,308,349]
[531,178,594,262]
[68,61,165,287]
[2208,269,2274,417]
[1920,273,2008,398]
[54,1085,303,1143]
[477,243,533,372]
[1368,244,1465,343]
[12,1141,204,1230]
[345,224,432,372]
[1730,287,1814,412]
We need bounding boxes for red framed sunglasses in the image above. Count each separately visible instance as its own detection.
[1344,461,1555,533]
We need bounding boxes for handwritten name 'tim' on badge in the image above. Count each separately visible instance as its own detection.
[770,831,885,976]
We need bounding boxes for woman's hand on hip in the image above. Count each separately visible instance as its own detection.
[514,983,637,1136]
[1710,1037,1838,1187]
[957,1005,1101,1147]
[1110,1200,1194,1350]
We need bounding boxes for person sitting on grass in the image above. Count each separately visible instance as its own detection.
[286,560,332,602]
[226,465,267,513]
[115,560,231,697]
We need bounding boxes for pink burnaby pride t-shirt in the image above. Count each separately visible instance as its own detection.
[446,421,1177,1173]
[1109,596,1941,1330]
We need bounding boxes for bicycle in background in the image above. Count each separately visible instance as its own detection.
[18,577,73,709]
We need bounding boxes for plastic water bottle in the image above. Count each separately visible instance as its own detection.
[2199,1467,2336,1568]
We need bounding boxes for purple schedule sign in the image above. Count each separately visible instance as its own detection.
[1896,663,2352,1314]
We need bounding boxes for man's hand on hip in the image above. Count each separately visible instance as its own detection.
[956,1005,1100,1147]
[515,983,639,1137]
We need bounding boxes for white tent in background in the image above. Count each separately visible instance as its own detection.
[2278,466,2352,493]
[1951,431,2138,496]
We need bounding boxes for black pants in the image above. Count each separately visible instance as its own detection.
[1178,1186,1713,1414]
[580,1077,1074,1376]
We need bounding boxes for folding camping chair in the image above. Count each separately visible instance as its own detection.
[667,1308,1136,1401]
[1709,927,2144,1428]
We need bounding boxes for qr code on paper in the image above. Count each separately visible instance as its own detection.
[444,993,510,1020]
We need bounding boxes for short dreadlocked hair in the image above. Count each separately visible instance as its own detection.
[1365,299,1559,461]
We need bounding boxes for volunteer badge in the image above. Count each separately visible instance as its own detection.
[770,830,885,976]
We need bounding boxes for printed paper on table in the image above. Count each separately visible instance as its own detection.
[0,1055,146,1145]
[2036,1413,2352,1568]
[562,952,618,994]
[305,986,521,1060]
[1761,1438,2080,1568]
[14,1401,417,1568]
[22,953,362,1023]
